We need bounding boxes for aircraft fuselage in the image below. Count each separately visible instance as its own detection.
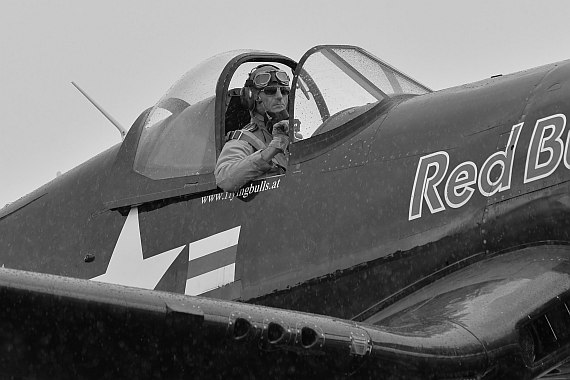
[1,58,570,325]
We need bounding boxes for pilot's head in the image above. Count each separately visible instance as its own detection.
[241,64,290,116]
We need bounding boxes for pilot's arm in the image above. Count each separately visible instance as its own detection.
[214,140,275,193]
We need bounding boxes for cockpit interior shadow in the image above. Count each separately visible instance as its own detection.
[225,88,251,135]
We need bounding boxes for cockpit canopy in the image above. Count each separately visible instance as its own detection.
[131,46,430,181]
[104,45,431,209]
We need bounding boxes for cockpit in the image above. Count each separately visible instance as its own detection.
[103,45,431,209]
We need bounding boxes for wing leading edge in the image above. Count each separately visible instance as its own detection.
[0,268,483,379]
[0,255,567,379]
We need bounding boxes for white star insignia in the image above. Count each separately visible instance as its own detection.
[92,207,184,289]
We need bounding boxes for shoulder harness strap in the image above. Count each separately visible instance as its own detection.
[243,123,259,132]
[226,130,267,152]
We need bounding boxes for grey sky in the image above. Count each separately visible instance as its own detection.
[1,0,570,206]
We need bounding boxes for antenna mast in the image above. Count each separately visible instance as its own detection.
[71,82,127,139]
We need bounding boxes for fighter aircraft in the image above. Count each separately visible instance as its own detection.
[0,44,569,379]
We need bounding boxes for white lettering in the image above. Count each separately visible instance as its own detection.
[409,119,531,220]
[478,123,523,196]
[409,152,449,220]
[525,114,566,183]
[444,161,477,209]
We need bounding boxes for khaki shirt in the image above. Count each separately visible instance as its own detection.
[215,114,287,192]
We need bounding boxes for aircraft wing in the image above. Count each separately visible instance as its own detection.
[0,248,568,380]
[360,245,570,379]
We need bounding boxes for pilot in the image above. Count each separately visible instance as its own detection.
[215,64,290,193]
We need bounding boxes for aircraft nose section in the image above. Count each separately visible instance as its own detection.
[302,103,397,174]
[529,59,570,111]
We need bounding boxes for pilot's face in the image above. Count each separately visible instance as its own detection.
[256,86,289,114]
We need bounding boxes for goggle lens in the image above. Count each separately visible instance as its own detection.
[274,71,290,85]
[253,72,271,87]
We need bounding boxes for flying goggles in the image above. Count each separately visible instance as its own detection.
[251,70,290,88]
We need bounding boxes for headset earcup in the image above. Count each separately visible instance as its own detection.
[240,87,254,110]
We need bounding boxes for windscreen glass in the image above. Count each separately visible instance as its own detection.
[293,46,431,140]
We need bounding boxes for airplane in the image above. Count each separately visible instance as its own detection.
[0,44,570,379]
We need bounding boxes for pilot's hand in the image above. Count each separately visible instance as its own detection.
[272,120,289,136]
[268,120,289,152]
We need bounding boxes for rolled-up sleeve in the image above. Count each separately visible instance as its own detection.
[214,140,274,192]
